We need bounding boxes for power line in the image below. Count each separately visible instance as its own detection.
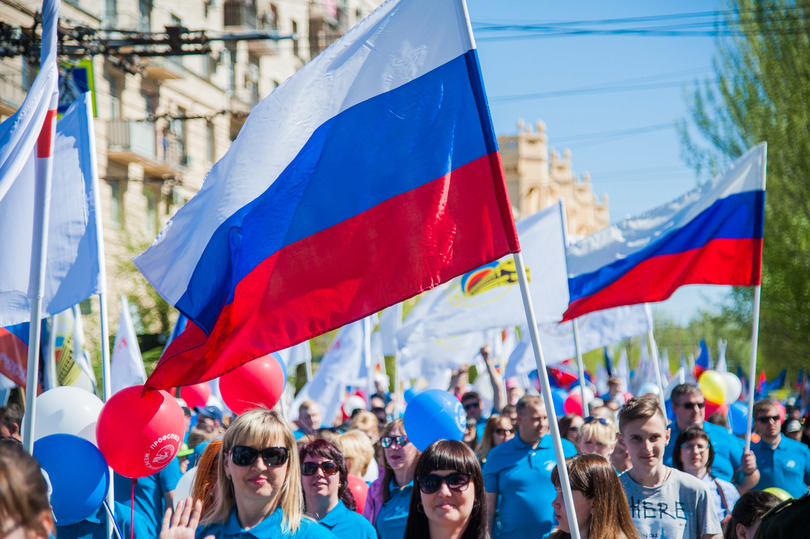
[491,77,716,102]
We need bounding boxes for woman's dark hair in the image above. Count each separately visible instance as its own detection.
[558,413,581,442]
[0,439,52,537]
[549,454,640,539]
[403,440,487,539]
[299,438,356,511]
[722,490,780,539]
[672,425,714,474]
[379,418,421,503]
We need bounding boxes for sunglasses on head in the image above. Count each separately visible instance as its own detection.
[584,416,612,426]
[417,472,472,494]
[301,461,339,476]
[380,435,409,448]
[756,415,780,423]
[230,445,289,467]
[680,402,706,410]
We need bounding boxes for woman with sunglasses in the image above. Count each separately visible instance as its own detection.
[549,453,640,539]
[404,439,487,539]
[362,418,420,539]
[578,416,618,460]
[475,414,514,464]
[160,409,334,538]
[299,438,376,539]
[672,425,740,524]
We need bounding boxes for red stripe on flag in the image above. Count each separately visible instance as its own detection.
[36,109,57,158]
[564,238,762,320]
[147,152,516,389]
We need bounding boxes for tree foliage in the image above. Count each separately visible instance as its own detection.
[682,0,810,374]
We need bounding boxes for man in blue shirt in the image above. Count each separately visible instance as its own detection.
[483,394,577,538]
[751,399,810,498]
[114,457,182,538]
[665,384,759,492]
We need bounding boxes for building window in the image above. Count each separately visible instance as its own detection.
[206,121,215,163]
[145,185,158,237]
[110,179,123,228]
[109,75,122,119]
[138,0,152,31]
[292,20,299,57]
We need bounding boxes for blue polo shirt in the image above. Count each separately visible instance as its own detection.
[664,421,743,482]
[197,507,336,538]
[483,434,577,538]
[751,436,810,499]
[114,458,183,538]
[317,500,375,539]
[55,501,149,539]
[375,479,413,539]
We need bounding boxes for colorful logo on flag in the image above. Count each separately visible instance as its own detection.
[448,259,530,307]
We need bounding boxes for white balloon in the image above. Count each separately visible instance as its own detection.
[22,386,104,442]
[76,421,98,445]
[638,382,661,396]
[722,373,743,404]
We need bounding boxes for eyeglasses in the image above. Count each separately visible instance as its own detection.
[584,416,612,426]
[680,402,706,410]
[495,428,513,436]
[463,401,480,411]
[417,472,472,494]
[230,445,290,467]
[756,415,780,423]
[301,461,339,476]
[380,435,409,448]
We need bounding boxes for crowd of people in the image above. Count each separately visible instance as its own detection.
[1,367,810,539]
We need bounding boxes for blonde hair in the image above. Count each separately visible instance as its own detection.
[580,420,618,447]
[204,409,304,532]
[349,411,380,441]
[476,414,511,462]
[335,430,375,476]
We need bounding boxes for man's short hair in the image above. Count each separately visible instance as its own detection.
[670,383,703,407]
[618,396,666,433]
[299,400,319,413]
[607,377,622,387]
[461,391,481,403]
[516,394,544,415]
[0,404,23,431]
[753,399,779,419]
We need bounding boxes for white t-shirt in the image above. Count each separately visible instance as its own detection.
[620,468,722,539]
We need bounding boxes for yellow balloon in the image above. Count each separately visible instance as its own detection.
[763,487,792,501]
[699,370,726,404]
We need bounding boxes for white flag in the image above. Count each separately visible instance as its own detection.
[715,339,728,373]
[276,341,312,368]
[111,296,146,394]
[0,94,102,327]
[504,304,650,378]
[397,202,568,345]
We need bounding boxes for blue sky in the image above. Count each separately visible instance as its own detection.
[465,0,734,324]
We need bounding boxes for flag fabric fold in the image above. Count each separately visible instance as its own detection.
[564,143,766,320]
[136,0,518,390]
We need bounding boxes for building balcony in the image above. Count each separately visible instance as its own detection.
[224,0,258,29]
[142,58,184,81]
[107,120,187,176]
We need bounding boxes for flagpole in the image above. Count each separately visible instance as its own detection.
[571,320,589,414]
[512,250,581,539]
[363,316,374,406]
[45,316,58,390]
[22,90,58,454]
[744,286,762,451]
[644,304,666,411]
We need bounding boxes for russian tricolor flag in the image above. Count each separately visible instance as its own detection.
[0,323,32,387]
[564,143,766,321]
[135,0,519,390]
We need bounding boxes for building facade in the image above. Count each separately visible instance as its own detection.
[498,119,609,238]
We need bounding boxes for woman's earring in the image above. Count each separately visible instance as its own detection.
[417,503,424,513]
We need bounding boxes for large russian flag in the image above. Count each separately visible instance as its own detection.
[135,0,519,390]
[0,323,31,387]
[564,143,766,321]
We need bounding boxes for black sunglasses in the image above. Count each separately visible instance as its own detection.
[301,461,339,476]
[680,402,706,410]
[495,428,513,436]
[756,415,780,423]
[380,435,409,448]
[463,401,480,410]
[230,445,289,467]
[417,472,472,494]
[584,416,612,426]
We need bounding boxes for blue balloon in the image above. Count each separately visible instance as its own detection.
[551,389,567,417]
[403,389,465,451]
[271,352,287,380]
[33,434,109,525]
[665,399,676,422]
[403,387,417,403]
[728,401,749,436]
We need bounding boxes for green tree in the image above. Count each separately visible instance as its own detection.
[682,0,810,375]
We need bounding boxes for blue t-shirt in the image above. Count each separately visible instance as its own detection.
[751,436,810,498]
[374,479,413,539]
[483,434,577,538]
[317,500,376,539]
[664,421,743,482]
[197,507,336,539]
[55,501,149,539]
[113,457,183,538]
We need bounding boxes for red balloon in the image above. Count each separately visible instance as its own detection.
[219,354,286,415]
[180,382,211,409]
[563,393,584,416]
[96,385,185,478]
[347,474,368,514]
[704,400,727,419]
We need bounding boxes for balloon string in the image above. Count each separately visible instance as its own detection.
[131,478,136,539]
[102,500,124,539]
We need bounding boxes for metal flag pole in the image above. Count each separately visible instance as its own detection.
[572,320,589,415]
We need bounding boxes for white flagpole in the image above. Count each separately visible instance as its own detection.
[644,304,666,411]
[22,91,58,454]
[364,316,374,406]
